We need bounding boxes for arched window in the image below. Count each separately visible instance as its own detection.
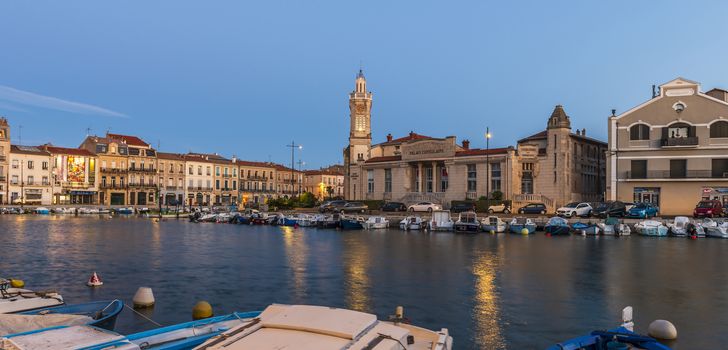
[710,121,728,138]
[630,124,650,140]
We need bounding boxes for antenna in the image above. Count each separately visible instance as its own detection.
[18,125,22,145]
[85,127,92,137]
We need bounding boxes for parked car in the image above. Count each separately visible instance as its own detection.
[556,202,592,218]
[487,203,511,214]
[339,202,369,214]
[451,202,476,213]
[408,202,442,212]
[623,202,636,211]
[319,200,348,213]
[626,202,659,218]
[693,200,723,218]
[517,203,547,215]
[381,201,407,212]
[592,201,627,218]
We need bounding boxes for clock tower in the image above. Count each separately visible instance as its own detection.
[344,69,373,199]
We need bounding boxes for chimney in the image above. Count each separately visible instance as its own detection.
[386,133,393,142]
[576,129,581,136]
[652,84,657,98]
[611,109,616,117]
[582,128,586,136]
[232,155,237,163]
[462,139,470,150]
[409,131,415,138]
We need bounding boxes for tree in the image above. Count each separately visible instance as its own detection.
[491,190,503,201]
[326,186,334,199]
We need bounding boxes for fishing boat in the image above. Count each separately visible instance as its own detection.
[0,300,124,336]
[315,213,340,229]
[266,213,284,225]
[667,216,691,237]
[295,214,317,227]
[364,216,389,229]
[571,221,600,235]
[78,207,100,215]
[52,207,75,214]
[480,216,506,233]
[0,280,64,314]
[545,217,571,235]
[198,213,219,223]
[597,217,631,236]
[400,216,424,230]
[701,217,718,230]
[277,215,298,227]
[428,210,454,231]
[195,304,453,350]
[634,220,668,237]
[509,217,536,234]
[706,221,728,238]
[547,306,670,350]
[340,216,365,230]
[97,208,111,214]
[116,207,134,215]
[0,311,261,350]
[454,211,480,232]
[34,207,50,215]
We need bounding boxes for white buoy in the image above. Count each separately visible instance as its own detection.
[133,287,155,308]
[648,319,677,340]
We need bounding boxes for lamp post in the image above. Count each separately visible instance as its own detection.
[286,141,302,198]
[485,127,491,211]
[296,159,305,196]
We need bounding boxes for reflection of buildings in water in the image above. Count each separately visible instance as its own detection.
[342,235,370,312]
[149,220,162,270]
[281,226,308,303]
[472,250,505,349]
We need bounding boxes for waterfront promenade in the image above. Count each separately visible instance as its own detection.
[1,215,727,348]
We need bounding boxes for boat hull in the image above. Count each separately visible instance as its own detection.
[0,289,64,314]
[509,224,536,234]
[454,223,479,232]
[17,300,123,332]
[545,225,571,235]
[340,219,364,230]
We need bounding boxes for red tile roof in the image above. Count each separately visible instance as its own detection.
[157,152,186,160]
[44,146,96,157]
[364,155,402,163]
[517,130,547,143]
[107,133,150,147]
[455,147,511,157]
[304,169,343,176]
[387,132,432,144]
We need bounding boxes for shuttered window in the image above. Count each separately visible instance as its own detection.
[630,124,650,140]
[631,160,647,179]
[670,159,686,178]
[710,121,728,138]
[712,159,728,178]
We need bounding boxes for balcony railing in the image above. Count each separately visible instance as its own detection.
[244,175,268,181]
[186,186,214,191]
[129,167,156,173]
[661,137,699,147]
[128,183,157,189]
[100,167,125,173]
[100,183,126,189]
[0,155,6,161]
[222,174,233,178]
[0,175,5,182]
[624,170,728,179]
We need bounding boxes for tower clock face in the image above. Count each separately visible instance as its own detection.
[356,105,366,113]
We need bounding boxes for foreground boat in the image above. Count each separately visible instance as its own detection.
[547,306,670,350]
[0,280,64,314]
[544,217,571,236]
[454,211,479,232]
[571,221,600,235]
[340,216,365,230]
[0,300,123,336]
[195,304,453,350]
[706,221,728,238]
[400,216,424,230]
[0,311,261,350]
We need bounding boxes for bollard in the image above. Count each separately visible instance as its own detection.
[133,287,155,308]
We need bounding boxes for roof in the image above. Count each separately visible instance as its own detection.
[517,130,547,143]
[569,133,607,146]
[157,152,186,161]
[236,160,276,168]
[10,145,50,156]
[304,169,344,176]
[106,133,150,147]
[364,155,402,163]
[44,146,96,157]
[272,163,304,173]
[388,132,432,144]
[455,147,511,157]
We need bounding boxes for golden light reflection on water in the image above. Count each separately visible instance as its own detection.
[281,226,308,302]
[342,236,370,312]
[472,250,505,349]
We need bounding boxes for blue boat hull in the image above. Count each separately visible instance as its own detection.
[18,299,123,331]
[545,225,571,235]
[340,219,363,229]
[547,326,671,350]
[510,224,536,234]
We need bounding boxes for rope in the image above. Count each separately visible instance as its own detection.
[124,303,163,327]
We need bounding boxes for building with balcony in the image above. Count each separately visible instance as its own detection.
[80,135,130,205]
[607,77,728,215]
[274,164,303,198]
[8,145,53,205]
[304,168,345,200]
[238,160,275,206]
[0,117,10,204]
[43,145,99,204]
[157,152,186,206]
[184,153,215,207]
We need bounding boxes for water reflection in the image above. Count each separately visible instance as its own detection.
[281,226,308,302]
[342,234,370,312]
[472,249,505,349]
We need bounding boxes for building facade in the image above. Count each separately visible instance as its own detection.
[157,152,186,206]
[8,146,53,205]
[304,168,344,200]
[44,146,99,204]
[0,118,9,204]
[607,77,728,215]
[238,161,276,206]
[81,135,129,205]
[184,153,214,207]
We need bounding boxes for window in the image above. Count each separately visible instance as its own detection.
[631,160,647,179]
[27,161,33,169]
[206,166,211,175]
[12,160,18,169]
[441,167,449,192]
[491,163,501,192]
[42,176,49,185]
[11,175,18,184]
[384,168,392,193]
[215,180,220,190]
[27,176,34,185]
[666,123,691,139]
[425,167,433,193]
[169,163,174,172]
[467,164,477,192]
[366,170,374,193]
[710,121,728,138]
[630,124,650,140]
[670,159,686,178]
[198,166,202,175]
[216,167,220,176]
[233,180,237,190]
[712,159,728,178]
[189,166,193,175]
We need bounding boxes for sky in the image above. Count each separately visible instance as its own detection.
[2,1,728,169]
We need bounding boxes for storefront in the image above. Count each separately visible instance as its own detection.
[70,190,96,204]
[110,193,125,205]
[701,187,728,207]
[633,187,660,206]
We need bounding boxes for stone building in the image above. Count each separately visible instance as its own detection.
[238,160,276,206]
[157,152,186,206]
[184,153,215,207]
[0,118,10,204]
[274,164,303,198]
[607,77,728,215]
[44,145,99,204]
[303,168,344,200]
[8,145,53,205]
[80,135,129,205]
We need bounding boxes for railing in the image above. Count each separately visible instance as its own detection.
[383,192,392,200]
[186,186,214,191]
[662,137,699,147]
[466,191,478,200]
[513,194,554,209]
[623,170,728,179]
[100,167,125,173]
[60,181,92,189]
[129,167,156,173]
[165,186,178,190]
[100,183,126,189]
[244,175,268,181]
[400,192,445,204]
[222,174,233,178]
[128,183,157,189]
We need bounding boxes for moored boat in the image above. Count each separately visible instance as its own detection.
[706,221,728,238]
[295,214,316,227]
[634,220,668,237]
[571,221,600,235]
[454,211,479,232]
[597,216,631,236]
[364,216,389,229]
[428,210,454,231]
[400,216,424,230]
[340,216,365,230]
[667,216,691,237]
[0,300,124,336]
[34,207,50,215]
[0,280,64,314]
[509,217,536,234]
[480,216,506,233]
[195,304,453,350]
[116,207,134,215]
[545,217,571,235]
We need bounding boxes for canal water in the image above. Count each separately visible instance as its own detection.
[1,216,726,349]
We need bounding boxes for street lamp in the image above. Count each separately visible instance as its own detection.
[286,141,302,198]
[485,127,491,211]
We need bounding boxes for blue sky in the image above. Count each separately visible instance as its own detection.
[1,1,727,168]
